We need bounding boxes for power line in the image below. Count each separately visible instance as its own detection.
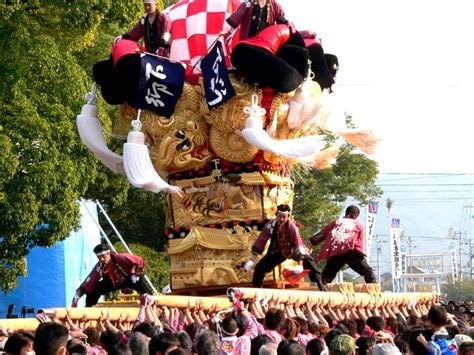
[381,190,474,193]
[379,184,474,187]
[377,173,474,182]
[376,234,459,240]
[379,173,474,176]
[385,197,474,200]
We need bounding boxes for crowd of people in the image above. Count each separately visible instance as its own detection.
[1,294,474,355]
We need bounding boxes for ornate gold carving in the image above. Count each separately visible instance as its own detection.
[200,75,262,133]
[170,174,264,227]
[199,76,264,163]
[168,227,276,289]
[209,128,258,163]
[150,109,212,174]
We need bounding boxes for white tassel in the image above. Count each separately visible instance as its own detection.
[298,141,342,169]
[76,84,125,175]
[266,104,287,137]
[123,114,183,196]
[316,95,380,155]
[337,130,379,155]
[286,87,305,129]
[238,94,328,159]
[297,89,333,130]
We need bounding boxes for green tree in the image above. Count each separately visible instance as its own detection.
[442,280,474,302]
[0,1,150,292]
[293,146,382,241]
[113,242,169,291]
[99,189,168,251]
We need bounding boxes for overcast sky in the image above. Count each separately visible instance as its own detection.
[276,1,474,276]
[280,0,474,173]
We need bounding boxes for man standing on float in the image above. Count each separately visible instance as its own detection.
[311,205,377,285]
[226,0,293,40]
[243,204,327,290]
[71,243,153,307]
[120,0,172,56]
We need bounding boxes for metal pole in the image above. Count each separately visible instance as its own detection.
[459,231,463,282]
[80,199,158,295]
[96,200,133,255]
[377,236,381,284]
[470,239,473,280]
[80,199,117,252]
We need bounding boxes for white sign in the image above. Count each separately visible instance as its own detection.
[390,218,402,292]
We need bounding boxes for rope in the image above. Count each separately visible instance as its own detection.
[243,93,266,117]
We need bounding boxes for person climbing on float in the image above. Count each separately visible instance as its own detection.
[115,0,172,56]
[310,205,377,286]
[242,204,327,291]
[72,243,153,307]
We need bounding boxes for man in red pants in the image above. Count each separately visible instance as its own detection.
[71,243,153,307]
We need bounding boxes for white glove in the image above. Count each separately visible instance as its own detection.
[131,274,140,284]
[113,35,123,45]
[243,260,254,271]
[71,292,82,307]
[293,265,304,274]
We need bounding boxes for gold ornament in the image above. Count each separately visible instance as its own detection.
[209,128,258,163]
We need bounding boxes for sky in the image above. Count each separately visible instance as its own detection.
[280,0,474,173]
[279,0,474,274]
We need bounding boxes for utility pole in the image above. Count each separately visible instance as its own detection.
[470,239,473,280]
[376,235,382,283]
[405,236,415,255]
[457,231,464,281]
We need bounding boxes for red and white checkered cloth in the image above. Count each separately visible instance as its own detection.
[165,0,241,77]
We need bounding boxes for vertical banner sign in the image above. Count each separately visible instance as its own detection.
[365,200,379,261]
[390,218,402,292]
[201,41,235,109]
[137,54,185,118]
[401,249,407,292]
[450,248,458,281]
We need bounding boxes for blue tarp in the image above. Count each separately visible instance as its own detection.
[0,201,101,318]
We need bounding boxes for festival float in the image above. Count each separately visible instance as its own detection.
[1,0,434,331]
[78,0,378,293]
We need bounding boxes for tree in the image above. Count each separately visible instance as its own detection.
[0,1,148,291]
[293,146,382,241]
[99,189,169,251]
[442,280,474,302]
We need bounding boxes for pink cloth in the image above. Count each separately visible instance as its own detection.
[299,30,322,47]
[255,320,283,344]
[219,335,251,355]
[88,345,106,355]
[218,314,259,354]
[297,333,314,347]
[262,329,284,345]
[316,217,365,261]
[170,310,181,332]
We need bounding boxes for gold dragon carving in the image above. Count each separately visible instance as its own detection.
[114,77,311,289]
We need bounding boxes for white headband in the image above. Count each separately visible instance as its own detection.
[95,250,110,256]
